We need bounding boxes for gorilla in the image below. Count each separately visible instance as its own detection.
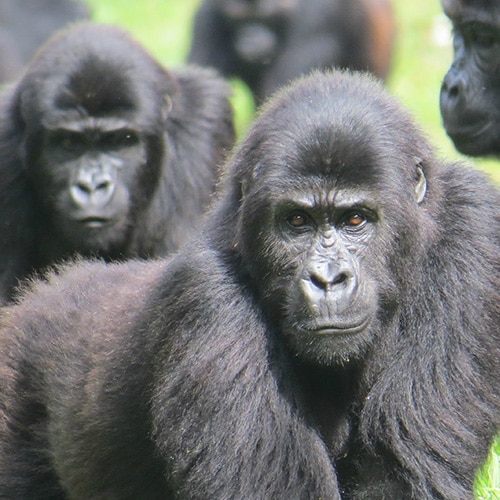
[0,71,498,499]
[440,0,500,156]
[188,0,395,102]
[0,22,235,303]
[0,0,90,83]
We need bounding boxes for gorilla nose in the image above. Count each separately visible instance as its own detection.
[70,168,115,208]
[304,260,357,299]
[310,268,349,292]
[440,71,465,111]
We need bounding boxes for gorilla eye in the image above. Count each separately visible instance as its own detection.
[341,212,367,230]
[286,211,312,230]
[102,130,139,149]
[473,31,496,48]
[464,24,497,49]
[51,131,86,154]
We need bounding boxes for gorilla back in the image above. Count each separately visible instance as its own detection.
[0,22,234,303]
[0,71,498,499]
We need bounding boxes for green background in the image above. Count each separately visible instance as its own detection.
[83,0,499,183]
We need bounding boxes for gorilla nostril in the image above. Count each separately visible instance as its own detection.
[448,85,460,99]
[75,181,92,195]
[310,271,350,291]
[96,180,112,192]
[332,272,349,285]
[310,273,328,292]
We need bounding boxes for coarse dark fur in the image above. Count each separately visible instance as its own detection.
[0,22,235,303]
[440,0,500,156]
[0,71,498,499]
[189,0,395,102]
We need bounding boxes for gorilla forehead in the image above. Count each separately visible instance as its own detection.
[19,23,172,128]
[237,71,428,195]
[250,106,389,189]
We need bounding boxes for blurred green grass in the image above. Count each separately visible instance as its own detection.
[85,0,499,183]
[85,1,499,497]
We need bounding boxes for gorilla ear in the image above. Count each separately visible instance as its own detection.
[161,95,173,123]
[240,161,262,202]
[415,164,427,204]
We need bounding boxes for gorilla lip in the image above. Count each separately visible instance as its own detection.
[79,217,113,228]
[302,319,370,336]
[444,121,491,140]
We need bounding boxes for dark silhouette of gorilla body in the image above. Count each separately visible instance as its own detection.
[0,71,498,499]
[0,0,90,83]
[440,0,500,156]
[0,22,234,303]
[189,0,395,102]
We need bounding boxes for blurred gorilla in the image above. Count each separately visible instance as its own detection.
[0,0,90,83]
[0,22,234,303]
[440,0,500,156]
[189,0,395,102]
[0,71,498,499]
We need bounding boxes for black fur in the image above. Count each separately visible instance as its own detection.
[0,22,235,303]
[0,71,498,499]
[188,0,395,102]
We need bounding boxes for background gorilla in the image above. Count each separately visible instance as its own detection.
[188,0,395,102]
[0,71,498,499]
[440,0,500,156]
[0,22,234,303]
[0,0,90,83]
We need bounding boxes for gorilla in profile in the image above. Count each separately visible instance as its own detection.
[0,70,498,499]
[440,0,500,156]
[0,23,234,303]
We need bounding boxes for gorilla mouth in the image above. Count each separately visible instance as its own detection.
[79,217,113,228]
[445,121,491,141]
[302,318,371,336]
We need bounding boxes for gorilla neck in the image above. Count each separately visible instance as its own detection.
[292,360,362,457]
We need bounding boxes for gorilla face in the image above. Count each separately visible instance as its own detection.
[32,122,148,252]
[234,76,429,365]
[17,40,170,256]
[439,0,500,156]
[249,180,381,364]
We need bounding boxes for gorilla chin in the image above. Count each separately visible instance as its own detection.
[445,123,498,156]
[286,316,377,365]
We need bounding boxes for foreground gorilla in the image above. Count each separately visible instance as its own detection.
[0,23,234,303]
[0,71,498,499]
[440,0,500,156]
[189,0,395,102]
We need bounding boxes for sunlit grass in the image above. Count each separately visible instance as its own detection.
[475,436,500,500]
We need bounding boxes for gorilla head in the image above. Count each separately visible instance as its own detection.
[15,25,174,254]
[231,73,431,365]
[440,0,500,156]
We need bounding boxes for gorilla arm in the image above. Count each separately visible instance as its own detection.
[147,242,341,499]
